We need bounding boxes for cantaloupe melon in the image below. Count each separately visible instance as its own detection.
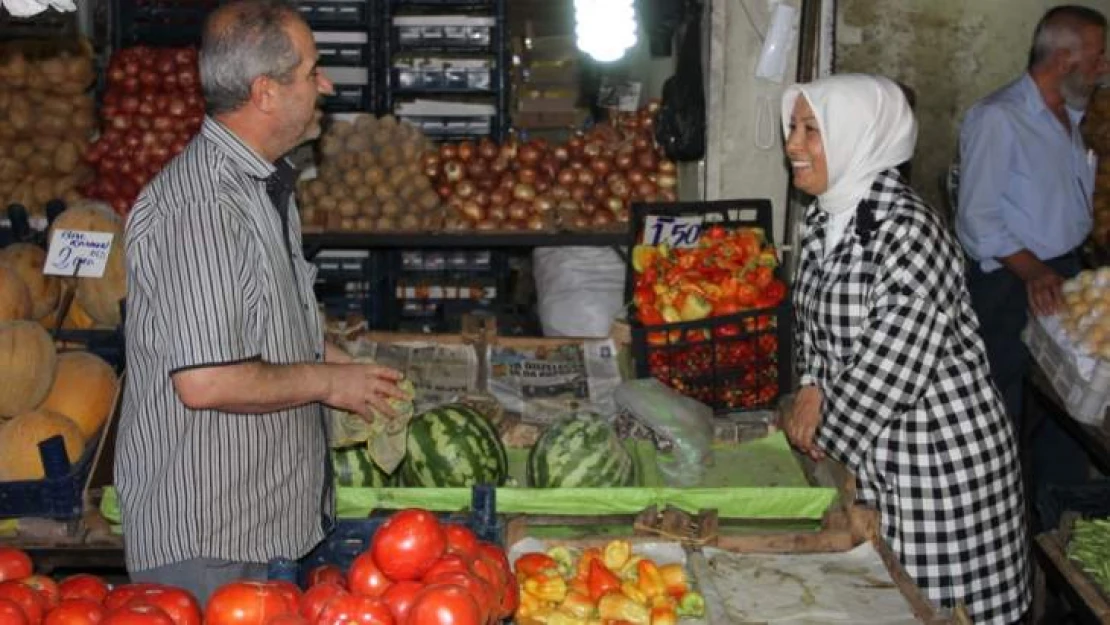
[38,298,97,331]
[49,202,126,327]
[0,244,59,320]
[0,263,31,322]
[0,320,57,417]
[0,408,85,480]
[39,351,117,438]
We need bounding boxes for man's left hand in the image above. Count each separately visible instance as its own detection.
[782,385,826,461]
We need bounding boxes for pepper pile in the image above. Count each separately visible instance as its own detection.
[630,225,787,409]
[513,540,705,625]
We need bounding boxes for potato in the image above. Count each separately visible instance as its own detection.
[373,182,396,202]
[361,201,380,219]
[356,151,377,170]
[342,169,362,188]
[400,140,420,162]
[336,199,359,218]
[388,165,409,188]
[319,135,343,157]
[336,152,357,171]
[375,216,397,231]
[0,121,13,140]
[8,96,30,132]
[364,166,386,186]
[318,166,341,184]
[339,217,356,230]
[0,158,23,182]
[412,174,432,191]
[352,184,372,201]
[379,114,398,129]
[307,179,327,198]
[71,108,95,135]
[345,133,371,153]
[62,188,83,205]
[53,141,79,173]
[380,198,401,217]
[39,115,68,137]
[330,119,355,137]
[32,177,54,204]
[353,114,376,135]
[317,196,338,212]
[26,154,51,176]
[398,213,422,231]
[12,141,33,160]
[42,97,73,117]
[354,216,374,231]
[326,211,342,230]
[379,145,400,168]
[53,173,78,198]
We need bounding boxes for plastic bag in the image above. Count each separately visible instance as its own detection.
[533,246,626,338]
[654,2,705,161]
[614,378,714,487]
[328,374,415,473]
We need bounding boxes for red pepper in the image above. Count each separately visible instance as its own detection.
[587,559,622,601]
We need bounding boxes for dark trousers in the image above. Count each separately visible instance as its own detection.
[965,254,1089,528]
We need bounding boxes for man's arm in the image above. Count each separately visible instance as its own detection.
[955,106,1023,264]
[325,342,353,364]
[172,360,404,415]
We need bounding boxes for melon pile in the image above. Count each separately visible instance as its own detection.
[0,287,120,482]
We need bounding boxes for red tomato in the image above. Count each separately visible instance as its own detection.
[0,597,28,625]
[419,556,471,583]
[315,595,393,625]
[102,604,174,625]
[441,526,478,559]
[370,510,446,582]
[124,587,199,625]
[0,581,46,625]
[296,583,346,623]
[19,577,59,609]
[103,586,164,613]
[0,550,32,584]
[44,599,105,625]
[261,583,300,613]
[58,577,110,604]
[347,552,392,598]
[466,556,504,617]
[305,566,344,589]
[474,544,515,618]
[204,582,296,625]
[380,581,422,624]
[404,584,481,625]
[419,574,490,625]
[261,615,304,625]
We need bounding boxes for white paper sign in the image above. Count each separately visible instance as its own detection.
[44,230,115,278]
[642,215,704,247]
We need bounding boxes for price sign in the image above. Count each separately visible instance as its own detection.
[641,215,704,248]
[44,229,115,278]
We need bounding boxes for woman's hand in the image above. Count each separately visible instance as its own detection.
[783,385,825,461]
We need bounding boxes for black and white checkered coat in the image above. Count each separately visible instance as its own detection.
[794,169,1030,624]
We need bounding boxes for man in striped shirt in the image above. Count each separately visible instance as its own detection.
[115,0,405,603]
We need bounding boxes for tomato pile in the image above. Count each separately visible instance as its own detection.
[80,46,205,216]
[513,539,704,624]
[630,224,787,409]
[0,508,515,625]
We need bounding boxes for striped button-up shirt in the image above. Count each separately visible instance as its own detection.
[116,117,331,572]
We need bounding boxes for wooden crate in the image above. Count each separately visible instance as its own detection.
[1035,514,1110,624]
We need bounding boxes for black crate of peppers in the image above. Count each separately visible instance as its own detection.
[624,199,791,413]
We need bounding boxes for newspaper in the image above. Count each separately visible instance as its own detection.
[341,335,481,413]
[487,339,623,424]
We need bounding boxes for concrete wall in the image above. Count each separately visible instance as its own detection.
[835,0,1110,209]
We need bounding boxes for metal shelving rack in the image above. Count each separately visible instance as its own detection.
[380,0,509,141]
[299,0,382,113]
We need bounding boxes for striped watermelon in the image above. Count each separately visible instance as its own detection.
[400,404,508,487]
[332,446,395,487]
[528,413,635,488]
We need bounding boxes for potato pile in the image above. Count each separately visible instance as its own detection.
[297,114,442,232]
[1061,267,1110,359]
[1083,88,1110,247]
[0,39,97,215]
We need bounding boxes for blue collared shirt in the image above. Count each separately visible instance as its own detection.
[956,73,1094,272]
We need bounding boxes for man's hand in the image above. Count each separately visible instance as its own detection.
[324,363,406,418]
[1025,265,1066,317]
[782,385,825,461]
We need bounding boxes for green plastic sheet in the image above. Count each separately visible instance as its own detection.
[100,432,836,526]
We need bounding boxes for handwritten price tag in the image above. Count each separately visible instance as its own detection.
[44,229,115,278]
[641,215,704,248]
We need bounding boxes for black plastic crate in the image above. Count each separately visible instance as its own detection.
[0,434,97,520]
[316,39,375,67]
[297,0,372,30]
[266,484,499,587]
[1037,480,1110,532]
[312,249,386,327]
[321,82,376,112]
[113,0,221,47]
[625,199,790,413]
[391,63,493,92]
[0,9,78,41]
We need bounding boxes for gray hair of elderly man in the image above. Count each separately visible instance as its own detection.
[1028,4,1107,69]
[199,0,303,116]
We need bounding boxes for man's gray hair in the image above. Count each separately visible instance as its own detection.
[1029,5,1107,69]
[200,0,303,115]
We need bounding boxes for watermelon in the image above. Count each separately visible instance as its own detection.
[332,446,395,487]
[528,413,636,488]
[400,403,508,487]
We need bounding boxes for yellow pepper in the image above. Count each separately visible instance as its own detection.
[620,581,647,605]
[657,563,688,599]
[560,591,596,619]
[525,573,569,603]
[597,592,651,624]
[650,604,678,625]
[619,555,645,581]
[517,589,548,619]
[602,540,632,571]
[636,560,666,600]
[546,610,590,625]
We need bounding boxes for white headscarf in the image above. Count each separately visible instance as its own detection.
[781,74,918,216]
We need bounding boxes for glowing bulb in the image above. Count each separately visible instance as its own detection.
[575,0,638,62]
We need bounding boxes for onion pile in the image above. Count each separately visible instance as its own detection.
[80,46,206,216]
[0,39,97,214]
[1084,89,1110,248]
[297,114,441,232]
[427,100,677,232]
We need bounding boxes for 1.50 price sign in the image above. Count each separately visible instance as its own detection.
[641,215,704,248]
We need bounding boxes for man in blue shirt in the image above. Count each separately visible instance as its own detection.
[957,5,1107,506]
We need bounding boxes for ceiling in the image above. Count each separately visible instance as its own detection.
[507,0,576,39]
